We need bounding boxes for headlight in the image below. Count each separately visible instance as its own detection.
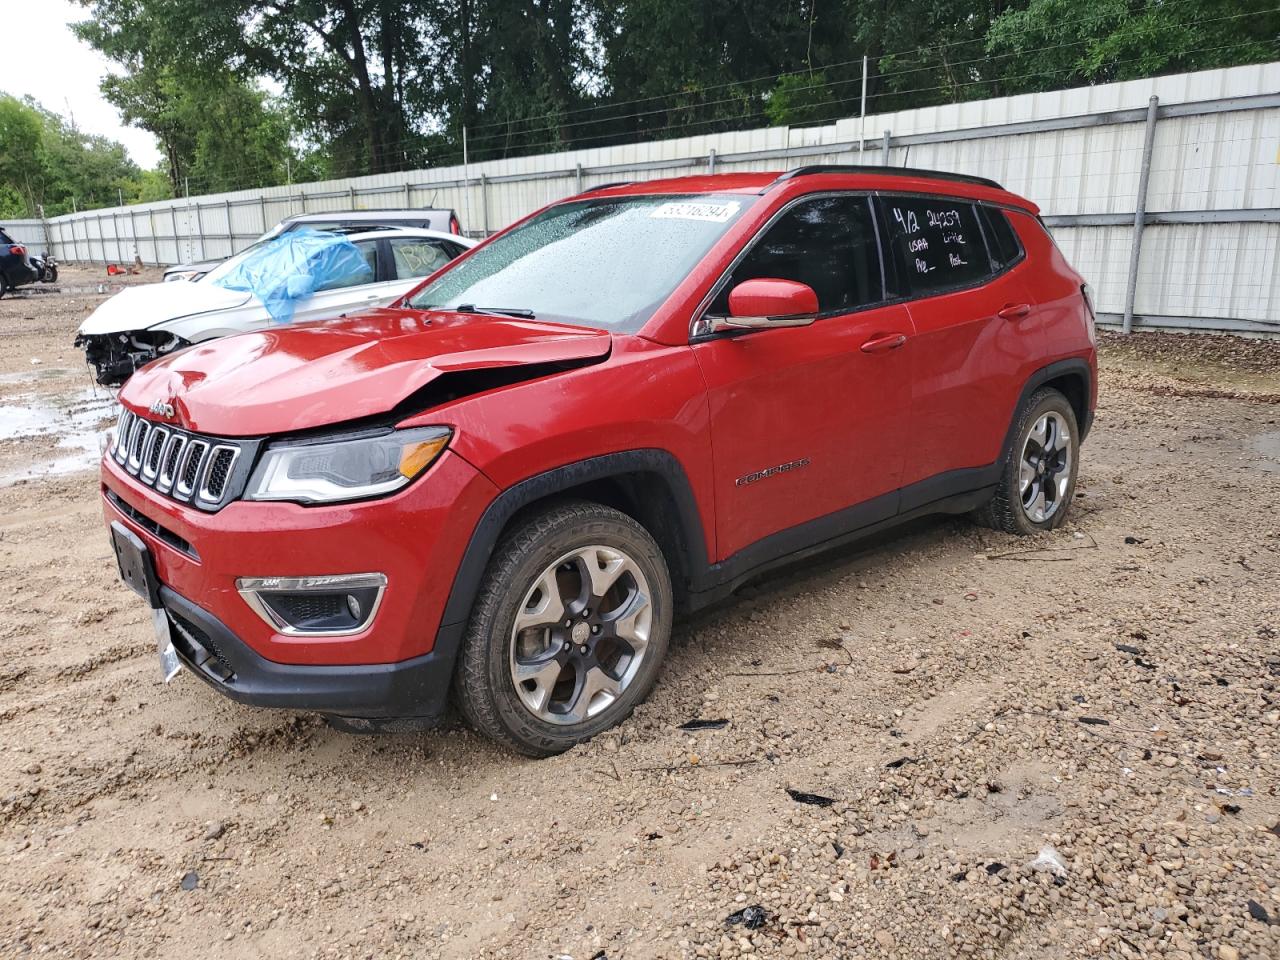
[245,425,451,504]
[165,270,205,282]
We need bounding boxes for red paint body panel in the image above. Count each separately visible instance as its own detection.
[120,308,611,436]
[692,303,914,557]
[102,449,498,665]
[101,170,1097,690]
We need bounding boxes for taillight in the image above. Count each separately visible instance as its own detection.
[449,215,461,235]
[9,245,25,256]
[1081,283,1097,343]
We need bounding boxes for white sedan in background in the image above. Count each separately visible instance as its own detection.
[74,226,475,385]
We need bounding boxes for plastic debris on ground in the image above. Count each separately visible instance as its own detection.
[678,718,729,730]
[212,228,373,324]
[786,787,836,806]
[724,905,769,929]
[1027,844,1069,877]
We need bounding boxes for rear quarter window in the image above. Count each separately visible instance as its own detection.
[979,206,1023,269]
[878,196,989,297]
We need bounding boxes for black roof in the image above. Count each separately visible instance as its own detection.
[772,164,1003,190]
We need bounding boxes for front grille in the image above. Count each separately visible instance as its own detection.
[110,410,256,512]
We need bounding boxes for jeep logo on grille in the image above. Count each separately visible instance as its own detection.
[148,399,176,418]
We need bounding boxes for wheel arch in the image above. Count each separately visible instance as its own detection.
[1003,358,1094,456]
[438,450,711,631]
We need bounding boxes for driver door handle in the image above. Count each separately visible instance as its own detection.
[997,303,1032,321]
[860,333,908,354]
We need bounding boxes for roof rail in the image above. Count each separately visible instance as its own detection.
[772,165,1003,191]
[580,180,633,194]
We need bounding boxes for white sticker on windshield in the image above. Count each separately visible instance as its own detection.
[650,200,741,223]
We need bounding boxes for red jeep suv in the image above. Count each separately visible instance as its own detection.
[102,166,1097,755]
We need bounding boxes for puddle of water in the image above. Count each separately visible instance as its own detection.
[0,387,119,486]
[1251,431,1280,474]
[0,368,80,384]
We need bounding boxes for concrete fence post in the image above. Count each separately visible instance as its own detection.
[882,130,891,164]
[575,163,583,194]
[708,149,717,174]
[1122,95,1160,335]
[148,208,157,265]
[479,173,489,235]
[170,206,180,264]
[224,199,233,255]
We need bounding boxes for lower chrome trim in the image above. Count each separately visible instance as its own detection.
[235,573,387,637]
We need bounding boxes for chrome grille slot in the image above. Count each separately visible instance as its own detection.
[107,413,252,511]
[156,434,186,493]
[198,445,239,504]
[176,439,209,500]
[141,426,168,482]
[127,419,151,473]
[113,409,134,463]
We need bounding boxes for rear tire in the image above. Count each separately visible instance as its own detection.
[0,277,9,299]
[453,499,673,757]
[974,387,1080,536]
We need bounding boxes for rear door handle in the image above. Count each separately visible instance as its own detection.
[998,303,1032,321]
[860,333,908,354]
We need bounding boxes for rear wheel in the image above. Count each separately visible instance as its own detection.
[453,500,673,756]
[974,387,1080,535]
[0,276,9,299]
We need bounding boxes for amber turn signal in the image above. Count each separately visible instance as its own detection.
[398,432,452,479]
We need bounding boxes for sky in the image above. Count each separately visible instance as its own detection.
[4,0,162,168]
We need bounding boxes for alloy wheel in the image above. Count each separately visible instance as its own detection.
[508,545,653,725]
[1019,411,1073,523]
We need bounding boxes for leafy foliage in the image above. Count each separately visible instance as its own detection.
[0,94,156,218]
[38,0,1280,202]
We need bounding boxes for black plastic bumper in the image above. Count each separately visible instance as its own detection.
[159,587,462,722]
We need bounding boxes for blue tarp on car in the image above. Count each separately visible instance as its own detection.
[211,228,373,324]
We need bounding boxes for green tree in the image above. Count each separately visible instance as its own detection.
[0,93,165,217]
[986,0,1280,90]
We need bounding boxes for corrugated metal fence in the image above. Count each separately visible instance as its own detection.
[5,62,1278,335]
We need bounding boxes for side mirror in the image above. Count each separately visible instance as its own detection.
[709,278,819,333]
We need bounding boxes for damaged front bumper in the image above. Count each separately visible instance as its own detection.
[74,330,191,386]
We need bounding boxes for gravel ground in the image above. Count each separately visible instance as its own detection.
[1,284,1278,960]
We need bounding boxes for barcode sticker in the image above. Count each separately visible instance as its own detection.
[650,200,741,223]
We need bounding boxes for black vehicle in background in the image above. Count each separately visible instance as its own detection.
[0,226,39,298]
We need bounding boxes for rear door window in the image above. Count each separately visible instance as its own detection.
[388,237,454,280]
[709,194,883,315]
[877,196,989,297]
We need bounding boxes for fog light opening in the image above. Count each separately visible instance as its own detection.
[235,574,387,637]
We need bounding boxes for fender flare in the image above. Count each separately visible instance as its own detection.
[1000,357,1094,455]
[437,449,711,629]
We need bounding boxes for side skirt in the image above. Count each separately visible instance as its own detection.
[686,465,1000,611]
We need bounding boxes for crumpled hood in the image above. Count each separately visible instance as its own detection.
[77,281,254,335]
[119,307,612,436]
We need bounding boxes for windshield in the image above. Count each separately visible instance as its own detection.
[408,194,755,332]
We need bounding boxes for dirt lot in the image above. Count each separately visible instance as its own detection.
[1,277,1278,960]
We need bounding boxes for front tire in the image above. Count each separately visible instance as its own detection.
[453,500,673,756]
[975,387,1080,535]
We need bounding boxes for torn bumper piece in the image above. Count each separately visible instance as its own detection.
[158,586,461,723]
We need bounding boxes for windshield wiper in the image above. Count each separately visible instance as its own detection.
[455,304,537,319]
